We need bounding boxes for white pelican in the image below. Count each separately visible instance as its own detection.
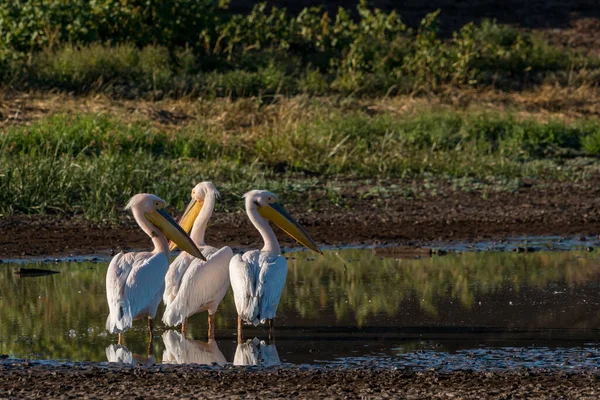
[162,330,226,366]
[105,193,204,344]
[229,190,321,341]
[233,337,280,366]
[105,344,156,366]
[162,182,233,337]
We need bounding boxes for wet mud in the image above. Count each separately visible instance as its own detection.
[1,181,599,258]
[1,361,600,399]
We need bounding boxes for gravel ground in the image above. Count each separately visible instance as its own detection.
[1,361,600,399]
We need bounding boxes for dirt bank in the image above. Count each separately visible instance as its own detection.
[1,180,599,259]
[1,361,599,399]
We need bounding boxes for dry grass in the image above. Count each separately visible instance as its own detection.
[1,84,599,134]
[2,87,600,220]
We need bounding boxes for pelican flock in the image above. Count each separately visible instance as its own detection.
[105,186,321,360]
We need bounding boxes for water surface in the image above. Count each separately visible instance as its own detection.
[2,248,600,371]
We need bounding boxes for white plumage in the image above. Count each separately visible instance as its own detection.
[163,245,219,306]
[162,246,233,326]
[162,330,226,366]
[106,252,168,333]
[161,182,233,334]
[229,250,287,325]
[105,344,156,365]
[233,337,281,366]
[104,193,203,340]
[230,190,320,336]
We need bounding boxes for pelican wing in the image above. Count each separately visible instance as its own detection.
[105,252,135,333]
[259,340,281,366]
[162,330,226,366]
[163,253,193,307]
[164,246,221,306]
[105,344,155,365]
[233,338,260,366]
[105,250,170,334]
[257,255,288,324]
[124,252,169,321]
[229,251,261,325]
[230,251,286,325]
[105,344,133,364]
[162,246,233,326]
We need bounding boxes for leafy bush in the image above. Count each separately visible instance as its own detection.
[0,0,229,51]
[0,1,597,97]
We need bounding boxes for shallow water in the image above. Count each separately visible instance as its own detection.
[2,248,600,371]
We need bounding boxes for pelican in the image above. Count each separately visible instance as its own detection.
[162,182,233,337]
[233,337,280,366]
[105,344,156,366]
[105,193,204,344]
[229,190,321,341]
[162,330,227,366]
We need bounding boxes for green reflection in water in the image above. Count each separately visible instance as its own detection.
[0,249,599,362]
[284,249,600,325]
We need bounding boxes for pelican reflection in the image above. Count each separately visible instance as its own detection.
[234,338,280,366]
[162,330,226,366]
[105,344,156,365]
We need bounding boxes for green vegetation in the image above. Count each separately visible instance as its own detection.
[1,1,597,97]
[1,107,600,219]
[1,2,599,221]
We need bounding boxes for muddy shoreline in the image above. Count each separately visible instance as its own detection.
[1,361,599,399]
[1,181,599,259]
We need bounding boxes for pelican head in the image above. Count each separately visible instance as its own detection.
[170,182,220,251]
[125,193,205,260]
[245,190,322,255]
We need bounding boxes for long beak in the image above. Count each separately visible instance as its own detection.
[258,202,322,255]
[145,209,206,260]
[169,199,204,251]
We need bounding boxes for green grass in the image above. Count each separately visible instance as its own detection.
[2,109,600,220]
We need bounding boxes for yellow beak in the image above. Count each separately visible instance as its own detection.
[168,199,204,251]
[145,208,206,261]
[258,202,322,255]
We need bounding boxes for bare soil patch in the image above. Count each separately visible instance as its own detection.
[1,180,599,258]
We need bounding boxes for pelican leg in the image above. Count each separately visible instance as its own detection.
[208,313,215,339]
[182,318,188,336]
[268,319,275,342]
[148,317,155,338]
[148,335,154,357]
[118,333,124,346]
[237,315,244,344]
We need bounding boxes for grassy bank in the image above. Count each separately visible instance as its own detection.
[2,98,600,220]
[1,2,598,97]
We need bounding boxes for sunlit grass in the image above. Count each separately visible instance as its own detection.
[1,109,599,220]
